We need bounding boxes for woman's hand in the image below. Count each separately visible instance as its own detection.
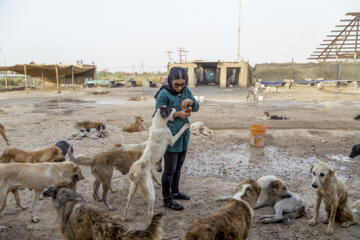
[180,98,193,110]
[174,109,191,119]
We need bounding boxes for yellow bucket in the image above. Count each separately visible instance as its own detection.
[250,125,267,147]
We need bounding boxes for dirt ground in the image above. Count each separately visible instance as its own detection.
[0,85,360,240]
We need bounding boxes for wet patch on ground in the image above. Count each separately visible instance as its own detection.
[31,98,94,115]
[185,143,356,183]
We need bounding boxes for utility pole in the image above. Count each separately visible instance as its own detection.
[166,51,173,64]
[140,61,144,74]
[132,62,135,80]
[177,48,189,63]
[237,0,242,62]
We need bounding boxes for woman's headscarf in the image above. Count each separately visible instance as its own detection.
[154,67,188,99]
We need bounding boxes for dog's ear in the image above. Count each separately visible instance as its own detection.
[160,106,172,118]
[328,165,335,176]
[53,147,60,155]
[269,181,279,189]
[310,164,314,174]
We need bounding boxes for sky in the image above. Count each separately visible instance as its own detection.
[0,0,358,72]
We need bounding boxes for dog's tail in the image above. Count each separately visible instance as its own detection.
[350,200,360,213]
[217,195,232,201]
[67,147,92,166]
[123,213,163,240]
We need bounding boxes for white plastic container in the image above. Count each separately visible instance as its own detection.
[199,96,205,102]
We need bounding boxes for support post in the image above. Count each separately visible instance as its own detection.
[24,65,28,94]
[55,65,60,93]
[72,66,74,90]
[4,70,7,89]
[41,69,45,89]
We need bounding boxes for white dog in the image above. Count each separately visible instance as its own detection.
[190,121,213,137]
[122,106,190,220]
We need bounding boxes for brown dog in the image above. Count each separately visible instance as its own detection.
[68,147,161,211]
[308,162,358,234]
[184,178,261,240]
[0,161,84,224]
[43,179,163,240]
[122,116,148,133]
[0,123,9,146]
[75,121,105,129]
[0,146,64,163]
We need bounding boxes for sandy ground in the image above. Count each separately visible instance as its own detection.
[0,85,360,240]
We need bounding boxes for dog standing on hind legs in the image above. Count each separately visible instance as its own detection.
[122,106,189,221]
[308,162,360,235]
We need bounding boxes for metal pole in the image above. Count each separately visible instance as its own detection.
[24,65,28,94]
[237,0,241,62]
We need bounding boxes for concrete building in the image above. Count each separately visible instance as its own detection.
[168,61,250,88]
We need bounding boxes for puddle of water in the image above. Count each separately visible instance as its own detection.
[32,98,94,115]
[327,154,352,163]
[184,145,354,182]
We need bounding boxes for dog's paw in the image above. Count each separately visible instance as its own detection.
[120,216,128,222]
[19,206,29,211]
[260,218,271,224]
[110,189,117,193]
[108,206,117,211]
[31,215,40,223]
[325,225,334,235]
[308,218,317,226]
[0,226,6,232]
[342,221,354,228]
[322,217,329,224]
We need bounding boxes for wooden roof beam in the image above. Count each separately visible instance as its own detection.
[320,43,358,46]
[324,39,358,41]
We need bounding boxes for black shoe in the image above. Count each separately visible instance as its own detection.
[163,200,184,211]
[172,192,191,200]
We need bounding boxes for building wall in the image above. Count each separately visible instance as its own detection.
[169,62,250,88]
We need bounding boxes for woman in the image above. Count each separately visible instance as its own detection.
[154,67,199,211]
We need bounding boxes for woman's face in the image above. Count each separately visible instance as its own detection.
[172,79,186,92]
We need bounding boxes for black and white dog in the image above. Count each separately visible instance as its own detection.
[55,140,73,161]
[349,144,360,158]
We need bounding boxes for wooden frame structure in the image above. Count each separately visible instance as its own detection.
[0,63,96,93]
[309,12,360,62]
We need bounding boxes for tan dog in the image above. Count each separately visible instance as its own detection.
[184,178,261,240]
[0,161,84,225]
[0,123,9,146]
[43,179,163,240]
[68,147,162,211]
[128,96,147,101]
[308,162,359,234]
[122,116,148,133]
[122,106,189,220]
[75,121,105,129]
[0,146,64,163]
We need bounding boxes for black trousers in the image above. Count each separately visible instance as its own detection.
[162,150,187,202]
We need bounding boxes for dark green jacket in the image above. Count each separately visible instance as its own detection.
[155,88,199,152]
